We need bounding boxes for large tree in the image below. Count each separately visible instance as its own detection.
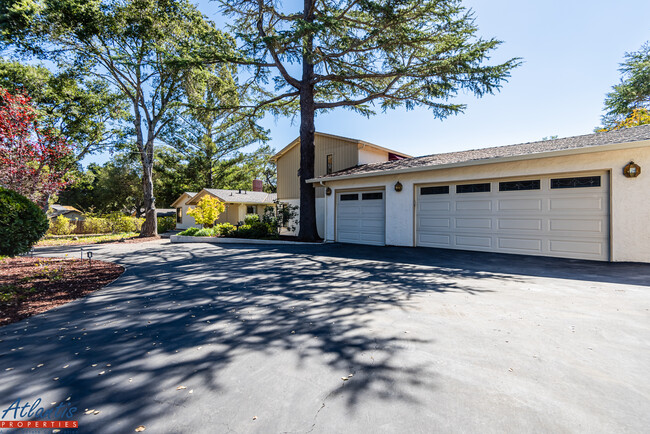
[600,42,650,130]
[219,0,519,240]
[3,0,235,236]
[0,59,129,161]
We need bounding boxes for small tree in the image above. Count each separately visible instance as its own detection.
[0,187,49,256]
[187,196,225,228]
[0,87,74,207]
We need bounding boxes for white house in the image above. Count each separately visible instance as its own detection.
[307,125,650,263]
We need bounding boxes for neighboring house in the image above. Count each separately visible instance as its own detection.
[308,125,650,263]
[271,132,410,237]
[171,183,277,230]
[48,205,85,221]
[155,208,177,218]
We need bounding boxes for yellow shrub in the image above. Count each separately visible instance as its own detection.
[187,196,225,228]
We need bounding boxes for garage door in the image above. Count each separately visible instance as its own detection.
[416,173,610,260]
[336,190,385,246]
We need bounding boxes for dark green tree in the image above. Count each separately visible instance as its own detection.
[219,0,520,240]
[600,42,650,130]
[2,0,236,236]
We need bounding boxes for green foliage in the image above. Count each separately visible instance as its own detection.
[178,227,200,236]
[157,216,176,234]
[82,217,112,234]
[105,212,137,233]
[194,227,216,237]
[49,214,72,235]
[215,222,236,236]
[601,42,650,129]
[0,187,49,256]
[244,214,260,225]
[230,222,276,239]
[262,202,298,234]
[0,59,129,160]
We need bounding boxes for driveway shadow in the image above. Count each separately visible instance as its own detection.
[2,241,645,432]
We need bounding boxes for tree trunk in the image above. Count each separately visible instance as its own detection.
[297,8,319,241]
[139,137,157,237]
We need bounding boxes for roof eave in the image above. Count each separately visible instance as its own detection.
[307,139,650,183]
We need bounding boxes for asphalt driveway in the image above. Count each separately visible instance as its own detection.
[1,241,649,433]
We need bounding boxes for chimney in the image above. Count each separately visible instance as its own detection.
[252,179,263,192]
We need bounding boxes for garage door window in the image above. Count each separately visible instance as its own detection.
[499,180,541,191]
[421,186,449,195]
[551,176,601,189]
[457,183,491,193]
[362,192,383,200]
[340,193,358,201]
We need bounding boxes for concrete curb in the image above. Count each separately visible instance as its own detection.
[170,235,322,245]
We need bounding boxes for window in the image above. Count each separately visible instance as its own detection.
[551,176,601,189]
[456,183,491,194]
[362,192,383,200]
[326,154,333,174]
[499,180,541,191]
[176,207,182,223]
[421,186,449,195]
[340,193,358,201]
[246,205,257,214]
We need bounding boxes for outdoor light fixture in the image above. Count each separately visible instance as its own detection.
[326,187,332,196]
[623,161,641,178]
[394,181,403,192]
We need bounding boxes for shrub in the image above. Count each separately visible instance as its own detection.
[49,215,72,235]
[157,216,176,234]
[244,213,260,225]
[105,212,137,233]
[232,221,276,239]
[0,187,49,256]
[134,217,145,232]
[187,196,225,228]
[194,227,216,237]
[215,223,236,237]
[83,217,111,234]
[178,227,200,236]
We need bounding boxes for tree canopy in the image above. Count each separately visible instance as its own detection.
[219,0,520,240]
[601,42,650,130]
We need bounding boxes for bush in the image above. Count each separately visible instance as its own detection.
[105,212,137,233]
[157,216,176,234]
[49,215,72,235]
[178,227,200,236]
[195,227,217,237]
[215,223,236,237]
[244,213,260,225]
[187,196,225,228]
[231,221,276,239]
[0,188,49,256]
[83,217,112,234]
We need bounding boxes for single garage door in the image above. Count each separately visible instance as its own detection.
[416,172,610,260]
[336,190,385,246]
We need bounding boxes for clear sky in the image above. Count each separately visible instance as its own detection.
[84,0,650,165]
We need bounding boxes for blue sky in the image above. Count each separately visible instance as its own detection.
[85,0,650,165]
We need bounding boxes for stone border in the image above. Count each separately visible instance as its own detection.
[170,235,322,245]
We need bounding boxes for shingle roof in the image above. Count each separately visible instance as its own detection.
[203,189,277,204]
[312,124,650,181]
[48,204,82,218]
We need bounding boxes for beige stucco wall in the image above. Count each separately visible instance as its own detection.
[176,204,200,230]
[358,147,389,165]
[276,135,360,200]
[321,145,650,263]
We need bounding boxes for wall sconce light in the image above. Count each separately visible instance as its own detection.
[394,181,403,192]
[325,187,332,196]
[623,161,641,178]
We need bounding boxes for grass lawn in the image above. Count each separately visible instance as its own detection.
[37,232,141,246]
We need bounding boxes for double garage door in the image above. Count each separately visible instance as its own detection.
[416,172,610,261]
[335,172,610,261]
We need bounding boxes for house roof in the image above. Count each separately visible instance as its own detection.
[170,192,197,208]
[309,125,650,182]
[271,131,411,161]
[48,204,82,218]
[156,208,176,217]
[186,188,277,205]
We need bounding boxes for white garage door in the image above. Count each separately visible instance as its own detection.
[416,173,610,260]
[336,190,385,246]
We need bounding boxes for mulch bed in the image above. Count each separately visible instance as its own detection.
[0,257,124,326]
[109,235,161,244]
